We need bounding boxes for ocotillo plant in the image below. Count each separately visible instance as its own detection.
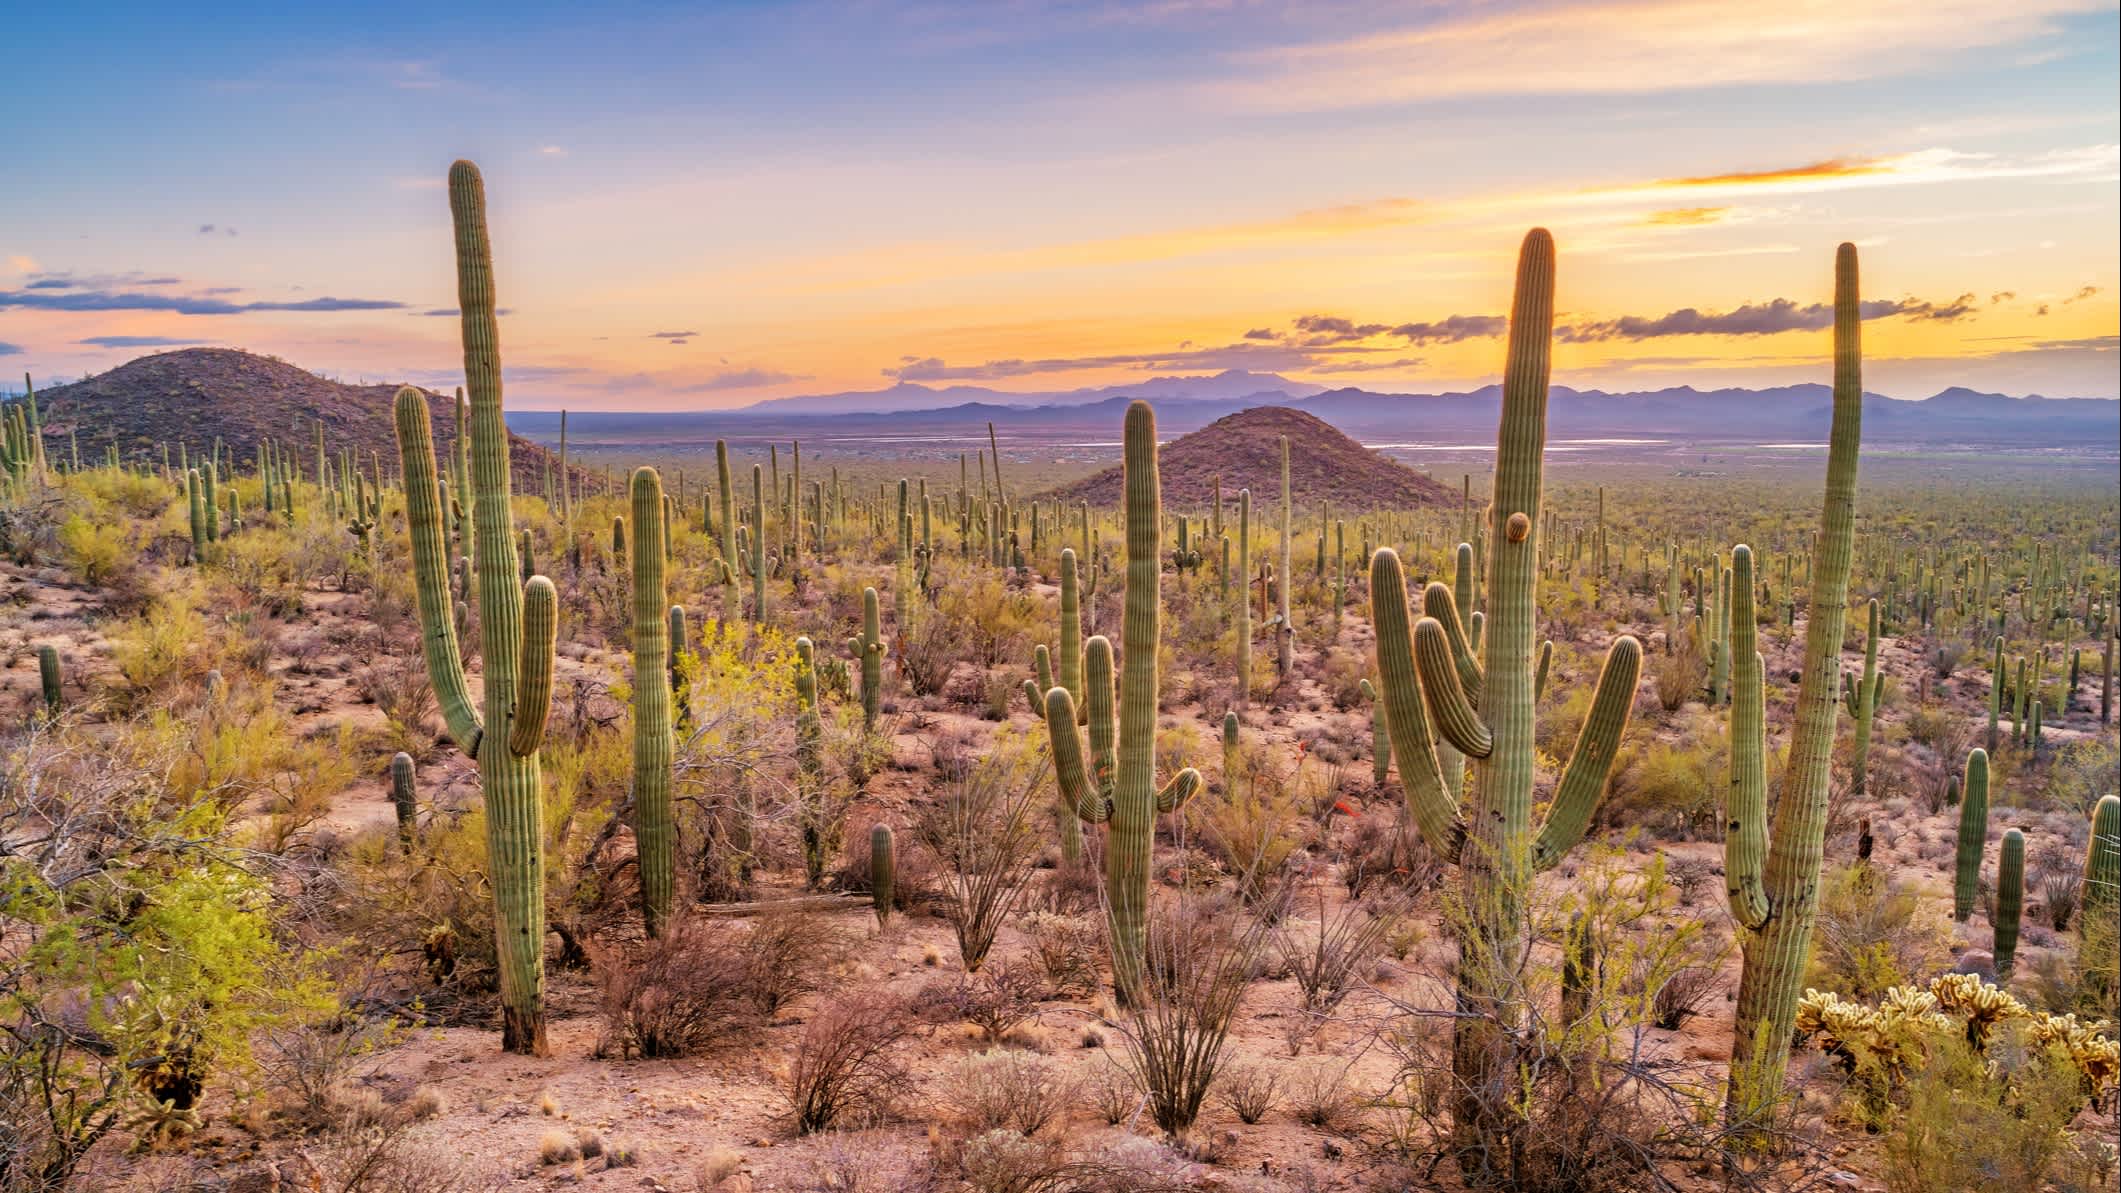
[1723,242,1865,1125]
[1040,400,1202,1001]
[392,160,560,1055]
[1368,229,1642,1164]
[1952,748,1990,923]
[631,467,677,937]
[1994,828,2024,978]
[1845,599,1882,797]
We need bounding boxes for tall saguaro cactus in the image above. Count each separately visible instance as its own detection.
[1040,400,1202,1000]
[1368,230,1642,1165]
[631,467,677,937]
[1723,243,1864,1124]
[392,160,560,1055]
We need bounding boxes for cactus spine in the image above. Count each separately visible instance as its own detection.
[1367,230,1641,1161]
[1040,400,1202,1001]
[1952,755,1995,927]
[1724,243,1864,1123]
[1993,828,2024,978]
[631,467,677,936]
[392,160,559,1054]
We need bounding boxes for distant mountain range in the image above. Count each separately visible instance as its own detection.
[514,371,2120,450]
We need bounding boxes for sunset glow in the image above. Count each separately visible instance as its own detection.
[5,1,2116,409]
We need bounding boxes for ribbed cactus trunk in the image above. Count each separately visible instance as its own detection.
[391,751,418,850]
[1846,599,1881,797]
[1952,749,1990,922]
[2086,794,2121,914]
[1993,829,2024,978]
[1040,401,1201,1003]
[1056,549,1085,865]
[795,637,828,887]
[854,587,883,731]
[392,160,559,1055]
[631,467,677,937]
[1276,436,1293,681]
[36,644,61,723]
[1724,243,1864,1125]
[716,441,740,621]
[870,822,895,927]
[1367,231,1641,1172]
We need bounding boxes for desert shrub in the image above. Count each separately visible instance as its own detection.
[1648,635,1706,712]
[1337,813,1443,899]
[1317,648,1367,711]
[914,739,1047,971]
[58,513,132,586]
[2046,736,2120,815]
[1651,965,1722,1030]
[1880,1031,2092,1193]
[0,725,325,1189]
[595,919,763,1058]
[784,992,920,1133]
[107,590,220,695]
[738,909,851,1014]
[1807,863,1947,1000]
[1192,749,1309,905]
[1284,1060,1360,1132]
[1020,912,1103,997]
[1105,892,1271,1135]
[1276,884,1409,1040]
[1605,724,1725,837]
[900,610,971,696]
[1212,1062,1280,1124]
[940,1050,1079,1136]
[916,962,1045,1043]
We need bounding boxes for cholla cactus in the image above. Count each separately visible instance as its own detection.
[391,160,559,1055]
[1039,400,1202,1000]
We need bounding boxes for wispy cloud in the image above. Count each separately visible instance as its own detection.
[680,367,806,392]
[0,288,408,315]
[650,330,699,345]
[538,145,567,158]
[1640,206,1732,226]
[0,342,21,357]
[78,335,206,348]
[197,224,238,237]
[1560,294,1980,341]
[1199,0,2108,112]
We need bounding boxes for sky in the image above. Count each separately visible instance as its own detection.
[3,0,2117,410]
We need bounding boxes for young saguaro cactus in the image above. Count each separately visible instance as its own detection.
[1845,599,1882,797]
[631,467,677,937]
[1040,400,1202,1001]
[850,586,884,731]
[390,751,419,850]
[392,160,560,1055]
[1952,748,1991,922]
[1993,828,2025,978]
[2084,793,2120,915]
[870,822,895,927]
[1723,243,1865,1124]
[1368,230,1642,1159]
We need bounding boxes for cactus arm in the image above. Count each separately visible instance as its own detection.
[1534,640,1552,701]
[1155,768,1203,813]
[1724,545,1771,929]
[1084,635,1118,802]
[1420,582,1485,706]
[1033,643,1053,698]
[1414,616,1493,758]
[1044,687,1112,824]
[1531,634,1641,870]
[507,576,558,758]
[392,386,485,757]
[1369,548,1466,861]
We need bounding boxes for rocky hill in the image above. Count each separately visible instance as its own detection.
[1041,405,1455,511]
[30,348,589,495]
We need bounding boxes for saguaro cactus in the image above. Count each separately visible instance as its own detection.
[390,751,418,849]
[1994,828,2024,978]
[1845,599,1882,797]
[851,587,883,731]
[1952,748,1990,923]
[1367,230,1642,1162]
[1040,400,1202,1000]
[1359,677,1390,788]
[392,160,559,1055]
[1723,243,1864,1123]
[36,644,61,723]
[2084,794,2120,915]
[631,467,677,937]
[1236,488,1251,703]
[870,822,895,927]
